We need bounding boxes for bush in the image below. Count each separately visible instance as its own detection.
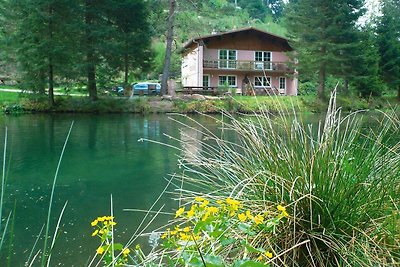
[146,93,400,266]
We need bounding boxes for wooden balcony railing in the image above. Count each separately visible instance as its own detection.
[203,60,294,72]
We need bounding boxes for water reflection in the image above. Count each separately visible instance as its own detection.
[180,127,203,164]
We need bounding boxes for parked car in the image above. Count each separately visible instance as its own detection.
[133,82,161,95]
[111,85,124,95]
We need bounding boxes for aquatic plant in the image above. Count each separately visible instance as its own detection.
[147,92,400,266]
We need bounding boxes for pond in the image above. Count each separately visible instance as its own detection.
[0,114,233,266]
[0,112,367,266]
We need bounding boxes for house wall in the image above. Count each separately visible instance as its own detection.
[205,72,297,95]
[203,49,290,62]
[181,46,203,87]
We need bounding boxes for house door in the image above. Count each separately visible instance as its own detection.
[203,75,210,88]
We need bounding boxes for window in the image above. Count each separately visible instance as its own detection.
[203,75,210,88]
[219,50,237,69]
[219,75,237,87]
[279,77,286,90]
[254,76,271,88]
[254,51,272,70]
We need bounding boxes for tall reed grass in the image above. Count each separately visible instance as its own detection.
[157,92,400,266]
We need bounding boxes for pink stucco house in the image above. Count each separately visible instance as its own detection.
[181,27,298,95]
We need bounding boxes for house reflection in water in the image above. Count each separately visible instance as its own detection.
[180,127,203,164]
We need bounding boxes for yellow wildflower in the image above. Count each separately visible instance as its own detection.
[97,217,105,222]
[175,207,185,218]
[104,221,108,225]
[122,248,130,256]
[96,246,105,255]
[110,221,117,226]
[257,255,263,261]
[135,244,141,250]
[238,213,247,222]
[99,229,104,235]
[183,226,191,233]
[199,200,209,208]
[92,229,99,236]
[91,219,98,227]
[187,209,195,218]
[216,200,224,205]
[246,210,253,220]
[161,232,168,239]
[179,232,190,241]
[265,251,273,259]
[254,214,264,225]
[282,210,289,217]
[277,205,286,212]
[207,206,219,214]
[195,196,205,202]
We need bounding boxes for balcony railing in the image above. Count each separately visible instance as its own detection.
[203,60,294,72]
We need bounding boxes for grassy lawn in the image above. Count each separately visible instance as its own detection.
[0,90,20,103]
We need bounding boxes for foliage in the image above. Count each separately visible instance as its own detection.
[91,216,130,266]
[160,197,288,266]
[157,94,400,266]
[376,0,400,99]
[285,0,365,99]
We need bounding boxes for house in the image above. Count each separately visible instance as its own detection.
[181,27,298,96]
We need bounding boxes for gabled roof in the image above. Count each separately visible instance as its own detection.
[182,27,292,51]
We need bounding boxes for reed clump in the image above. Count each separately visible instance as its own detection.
[157,93,400,266]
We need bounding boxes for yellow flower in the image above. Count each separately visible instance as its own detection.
[282,210,289,217]
[96,246,104,255]
[238,213,247,222]
[110,221,117,226]
[91,219,98,227]
[195,196,205,202]
[254,214,264,225]
[122,248,130,256]
[187,209,195,218]
[257,255,263,261]
[183,226,191,233]
[97,217,105,222]
[135,244,140,250]
[207,206,219,214]
[92,229,99,236]
[277,205,286,212]
[199,200,209,208]
[246,210,253,220]
[216,200,223,205]
[175,207,185,218]
[179,232,190,240]
[265,251,273,259]
[104,221,108,225]
[99,229,104,235]
[226,198,240,206]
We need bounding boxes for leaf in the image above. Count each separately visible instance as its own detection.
[204,255,225,267]
[241,242,264,253]
[220,237,236,246]
[233,259,269,267]
[112,243,124,251]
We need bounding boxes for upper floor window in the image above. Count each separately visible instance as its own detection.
[254,51,272,70]
[219,50,237,69]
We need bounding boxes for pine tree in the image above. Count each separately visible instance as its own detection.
[376,0,400,99]
[285,0,364,99]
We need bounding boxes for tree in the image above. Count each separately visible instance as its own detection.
[376,0,400,99]
[285,0,364,99]
[264,0,285,19]
[161,0,176,95]
[107,0,152,87]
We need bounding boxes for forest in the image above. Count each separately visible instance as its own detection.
[0,0,399,104]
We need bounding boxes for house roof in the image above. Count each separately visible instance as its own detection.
[182,27,292,51]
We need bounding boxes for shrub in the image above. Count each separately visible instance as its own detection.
[151,93,400,266]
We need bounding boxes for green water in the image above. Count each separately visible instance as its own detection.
[0,113,223,266]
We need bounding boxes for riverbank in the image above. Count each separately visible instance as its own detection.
[0,90,398,114]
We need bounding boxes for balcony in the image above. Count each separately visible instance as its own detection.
[203,60,294,72]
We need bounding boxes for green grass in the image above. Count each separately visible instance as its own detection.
[150,92,400,266]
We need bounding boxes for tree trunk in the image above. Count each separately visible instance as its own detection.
[343,79,349,95]
[85,0,97,101]
[124,45,129,87]
[397,85,400,101]
[48,4,55,106]
[317,62,326,100]
[161,0,175,96]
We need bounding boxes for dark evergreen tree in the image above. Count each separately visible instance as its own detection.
[376,0,400,99]
[285,0,364,99]
[351,29,384,97]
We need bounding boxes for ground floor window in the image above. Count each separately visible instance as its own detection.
[254,76,271,87]
[279,77,286,90]
[219,75,237,87]
[203,75,210,87]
